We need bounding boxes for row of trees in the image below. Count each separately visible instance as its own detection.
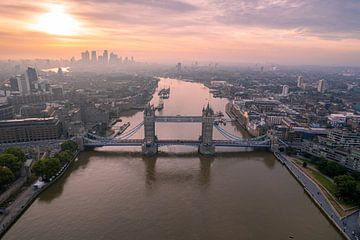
[0,148,26,189]
[32,140,78,181]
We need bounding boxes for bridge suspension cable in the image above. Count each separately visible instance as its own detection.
[116,121,144,140]
[85,121,144,142]
[214,125,243,141]
[214,125,269,143]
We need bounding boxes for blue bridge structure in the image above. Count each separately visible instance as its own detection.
[83,104,274,156]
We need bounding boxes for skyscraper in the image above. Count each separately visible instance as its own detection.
[282,85,289,96]
[317,79,326,93]
[103,50,108,64]
[176,62,182,72]
[12,74,30,95]
[81,50,90,63]
[297,76,304,88]
[9,77,19,91]
[25,67,39,91]
[109,52,118,64]
[91,50,97,63]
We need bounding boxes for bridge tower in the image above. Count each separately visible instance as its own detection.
[142,104,158,155]
[199,104,215,155]
[267,130,279,152]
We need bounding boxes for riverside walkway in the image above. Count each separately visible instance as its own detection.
[275,152,360,240]
[0,151,78,238]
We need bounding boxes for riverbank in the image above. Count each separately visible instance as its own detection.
[0,150,80,238]
[291,157,358,216]
[274,152,360,240]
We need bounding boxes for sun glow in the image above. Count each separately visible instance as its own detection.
[30,4,81,36]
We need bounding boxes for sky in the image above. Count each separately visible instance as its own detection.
[0,0,359,66]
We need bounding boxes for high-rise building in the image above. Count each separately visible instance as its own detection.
[176,62,182,72]
[109,52,118,64]
[9,77,19,91]
[317,79,326,93]
[81,50,90,63]
[25,67,39,90]
[11,75,30,95]
[282,85,289,96]
[103,50,108,64]
[297,76,304,88]
[91,50,97,63]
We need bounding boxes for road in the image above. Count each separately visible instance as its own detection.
[0,184,41,237]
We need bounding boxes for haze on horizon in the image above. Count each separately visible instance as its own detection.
[0,0,359,66]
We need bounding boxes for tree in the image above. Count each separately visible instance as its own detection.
[0,166,15,188]
[32,157,61,180]
[350,171,360,181]
[4,147,26,162]
[61,140,78,153]
[302,161,308,168]
[334,175,357,201]
[54,150,73,164]
[32,160,45,179]
[285,147,296,155]
[0,153,22,174]
[317,160,346,178]
[43,157,61,179]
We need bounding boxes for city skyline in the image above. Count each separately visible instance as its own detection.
[0,0,360,66]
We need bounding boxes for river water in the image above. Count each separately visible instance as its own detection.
[4,78,343,239]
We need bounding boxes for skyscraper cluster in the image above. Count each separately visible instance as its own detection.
[80,50,135,65]
[8,67,48,95]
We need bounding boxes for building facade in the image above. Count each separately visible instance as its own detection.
[0,117,61,143]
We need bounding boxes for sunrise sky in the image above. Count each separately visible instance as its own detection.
[0,0,359,65]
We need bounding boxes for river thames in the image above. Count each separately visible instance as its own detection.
[4,78,343,239]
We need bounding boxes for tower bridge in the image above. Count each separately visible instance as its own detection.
[83,104,272,156]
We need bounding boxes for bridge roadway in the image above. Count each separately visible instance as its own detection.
[83,138,271,148]
[154,116,203,123]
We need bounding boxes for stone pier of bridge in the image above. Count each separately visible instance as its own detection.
[141,104,215,156]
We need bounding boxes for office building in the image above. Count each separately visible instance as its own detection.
[282,85,289,96]
[91,50,97,63]
[109,52,118,64]
[51,86,64,100]
[81,50,90,63]
[176,62,182,72]
[0,104,14,120]
[103,50,108,64]
[9,77,19,91]
[297,76,304,88]
[302,129,360,172]
[317,79,326,93]
[0,117,62,143]
[12,75,30,95]
[25,67,39,90]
